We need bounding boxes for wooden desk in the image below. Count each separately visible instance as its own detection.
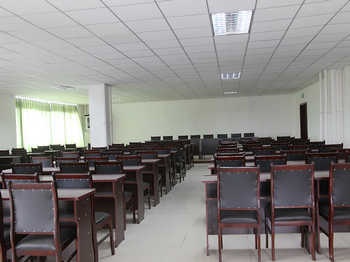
[1,188,96,262]
[0,156,22,171]
[123,165,145,223]
[141,159,161,206]
[157,154,171,193]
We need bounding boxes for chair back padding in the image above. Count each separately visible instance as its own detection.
[31,156,52,168]
[218,167,259,209]
[59,162,89,173]
[94,162,123,174]
[54,173,92,189]
[3,174,39,188]
[9,183,56,233]
[215,156,245,168]
[118,155,141,166]
[331,164,350,206]
[12,163,42,174]
[272,165,313,207]
[255,155,286,173]
[306,153,337,171]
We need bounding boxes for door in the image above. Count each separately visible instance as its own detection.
[300,103,308,139]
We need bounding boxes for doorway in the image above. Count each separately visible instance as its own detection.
[300,103,308,139]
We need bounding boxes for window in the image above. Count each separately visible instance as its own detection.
[16,97,85,150]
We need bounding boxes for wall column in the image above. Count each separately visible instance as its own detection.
[88,84,112,147]
[319,69,344,144]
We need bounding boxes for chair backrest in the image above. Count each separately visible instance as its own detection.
[0,150,9,156]
[217,134,228,139]
[330,163,350,207]
[65,144,76,149]
[50,144,64,150]
[61,151,80,158]
[0,190,5,261]
[9,182,58,235]
[255,155,287,173]
[117,155,141,166]
[163,136,173,141]
[37,146,50,152]
[91,146,107,151]
[59,162,89,173]
[31,156,53,168]
[84,150,101,158]
[11,148,27,156]
[151,136,161,141]
[281,150,306,161]
[215,155,245,168]
[138,151,158,159]
[244,132,254,137]
[2,174,39,189]
[190,135,200,139]
[54,173,92,189]
[231,133,242,139]
[306,152,338,171]
[203,134,214,139]
[178,135,188,140]
[85,156,108,167]
[271,164,314,208]
[12,163,42,174]
[253,148,277,156]
[218,167,260,209]
[94,161,123,174]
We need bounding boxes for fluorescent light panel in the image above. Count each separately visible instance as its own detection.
[221,72,241,80]
[211,11,253,36]
[224,91,239,95]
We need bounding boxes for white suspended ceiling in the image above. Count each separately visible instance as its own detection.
[0,0,350,103]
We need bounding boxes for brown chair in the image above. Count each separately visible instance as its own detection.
[306,152,338,171]
[317,163,350,262]
[54,173,115,256]
[0,150,10,156]
[0,191,10,262]
[59,162,89,173]
[215,155,245,169]
[255,155,287,173]
[265,164,316,260]
[12,163,43,174]
[31,155,53,168]
[8,182,76,261]
[61,151,80,158]
[55,157,79,166]
[2,173,39,189]
[84,150,101,158]
[217,167,261,262]
[85,156,108,167]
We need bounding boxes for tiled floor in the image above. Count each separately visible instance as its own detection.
[98,164,350,262]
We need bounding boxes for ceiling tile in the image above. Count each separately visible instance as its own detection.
[48,0,104,11]
[110,2,162,21]
[158,0,207,17]
[66,8,118,25]
[23,11,76,28]
[254,5,300,22]
[207,0,255,13]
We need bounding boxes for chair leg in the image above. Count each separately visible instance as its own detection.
[109,222,115,255]
[218,226,222,262]
[254,229,258,249]
[265,216,269,248]
[148,191,151,210]
[311,224,316,260]
[301,226,305,248]
[329,223,334,262]
[206,230,209,256]
[257,227,261,262]
[272,227,276,261]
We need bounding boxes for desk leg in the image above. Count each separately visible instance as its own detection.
[75,196,96,262]
[136,171,144,223]
[153,165,160,206]
[113,182,125,246]
[164,160,171,194]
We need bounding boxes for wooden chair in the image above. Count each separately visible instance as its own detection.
[215,155,245,169]
[0,150,10,156]
[265,164,316,260]
[317,163,350,262]
[2,173,39,189]
[254,155,287,173]
[281,149,306,161]
[217,167,261,262]
[54,173,115,256]
[8,182,76,261]
[31,155,53,168]
[85,156,108,167]
[306,152,338,171]
[59,162,89,173]
[12,163,43,174]
[0,191,10,262]
[61,151,80,158]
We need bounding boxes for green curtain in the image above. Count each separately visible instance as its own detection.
[16,98,85,150]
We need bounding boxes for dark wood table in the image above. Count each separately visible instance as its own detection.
[141,159,161,206]
[1,188,97,262]
[123,165,145,223]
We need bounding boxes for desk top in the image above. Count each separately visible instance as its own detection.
[123,165,145,171]
[158,154,170,158]
[0,155,22,159]
[92,174,125,182]
[141,159,161,164]
[0,188,95,200]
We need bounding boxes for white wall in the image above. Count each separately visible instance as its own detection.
[113,94,296,143]
[294,81,321,141]
[0,92,16,149]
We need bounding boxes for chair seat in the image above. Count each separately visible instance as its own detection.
[95,211,110,224]
[269,208,312,222]
[220,210,258,224]
[319,204,350,220]
[16,227,75,252]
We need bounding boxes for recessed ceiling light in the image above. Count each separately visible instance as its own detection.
[221,72,241,80]
[211,11,253,36]
[224,91,239,95]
